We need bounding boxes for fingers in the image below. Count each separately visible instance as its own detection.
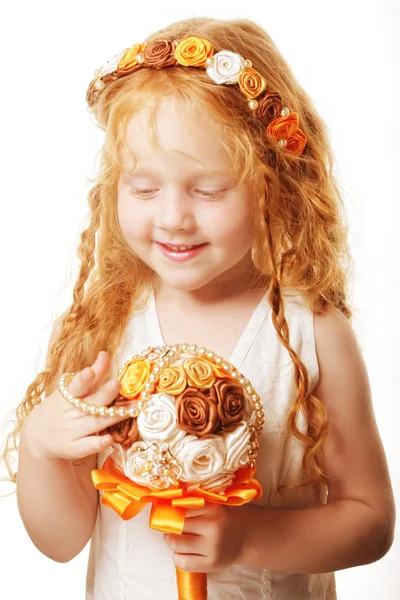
[164,533,205,556]
[84,376,122,407]
[86,351,112,393]
[60,351,135,440]
[68,429,116,459]
[67,359,97,398]
[67,352,120,405]
[71,381,132,439]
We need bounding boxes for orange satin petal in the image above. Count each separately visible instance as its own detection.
[286,128,307,155]
[267,112,299,141]
[118,359,150,399]
[211,363,232,379]
[237,67,267,100]
[175,36,213,67]
[156,364,187,395]
[184,357,215,388]
[118,43,146,71]
[176,568,207,600]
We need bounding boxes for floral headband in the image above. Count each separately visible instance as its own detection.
[86,36,307,156]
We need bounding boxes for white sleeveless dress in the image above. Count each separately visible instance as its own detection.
[86,286,337,599]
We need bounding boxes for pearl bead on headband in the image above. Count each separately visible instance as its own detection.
[86,36,307,156]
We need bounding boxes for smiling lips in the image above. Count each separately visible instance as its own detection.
[161,243,204,251]
[155,241,209,261]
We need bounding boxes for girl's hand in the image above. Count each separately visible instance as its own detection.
[20,351,126,461]
[163,503,248,573]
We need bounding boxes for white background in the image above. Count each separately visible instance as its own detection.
[0,1,399,598]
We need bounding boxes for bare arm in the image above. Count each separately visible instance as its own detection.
[17,438,98,563]
[238,306,395,573]
[17,311,99,563]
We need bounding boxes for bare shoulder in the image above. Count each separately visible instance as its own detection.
[313,303,355,355]
[312,302,375,433]
[312,304,375,423]
[311,304,395,539]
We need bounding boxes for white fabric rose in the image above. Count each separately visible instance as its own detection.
[137,393,185,448]
[206,50,245,85]
[186,471,235,494]
[111,441,150,486]
[111,440,183,488]
[172,434,225,483]
[98,49,126,77]
[223,421,251,471]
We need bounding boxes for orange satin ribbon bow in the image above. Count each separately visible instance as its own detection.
[91,456,262,599]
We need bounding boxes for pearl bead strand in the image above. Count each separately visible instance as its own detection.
[57,344,265,441]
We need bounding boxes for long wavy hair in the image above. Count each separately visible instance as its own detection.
[1,17,352,502]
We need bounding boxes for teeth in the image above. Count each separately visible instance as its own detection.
[169,245,195,251]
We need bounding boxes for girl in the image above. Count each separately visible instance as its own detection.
[1,16,395,600]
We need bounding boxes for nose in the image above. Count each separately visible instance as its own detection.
[155,185,196,233]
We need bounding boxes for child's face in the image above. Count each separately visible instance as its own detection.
[117,97,257,292]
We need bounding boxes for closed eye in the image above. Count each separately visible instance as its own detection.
[197,189,225,198]
[130,188,157,196]
[129,188,226,198]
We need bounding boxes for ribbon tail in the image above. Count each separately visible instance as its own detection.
[149,500,187,534]
[176,568,207,600]
[102,490,147,521]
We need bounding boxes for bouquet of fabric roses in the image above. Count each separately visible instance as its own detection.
[91,343,264,600]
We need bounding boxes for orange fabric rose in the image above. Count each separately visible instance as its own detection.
[174,36,214,67]
[184,358,215,389]
[156,365,187,395]
[211,362,232,379]
[267,112,307,155]
[238,67,267,100]
[286,129,307,156]
[117,44,146,74]
[267,112,299,142]
[118,359,150,400]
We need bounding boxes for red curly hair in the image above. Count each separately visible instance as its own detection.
[1,17,353,504]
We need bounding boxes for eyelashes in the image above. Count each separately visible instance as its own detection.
[129,188,226,199]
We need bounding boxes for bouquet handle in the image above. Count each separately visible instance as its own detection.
[176,568,207,600]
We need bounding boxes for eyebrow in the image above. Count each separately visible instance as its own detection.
[121,168,233,178]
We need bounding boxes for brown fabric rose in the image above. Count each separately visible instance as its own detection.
[98,398,139,449]
[254,91,283,125]
[176,387,220,437]
[209,379,246,432]
[143,38,177,69]
[106,416,139,450]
